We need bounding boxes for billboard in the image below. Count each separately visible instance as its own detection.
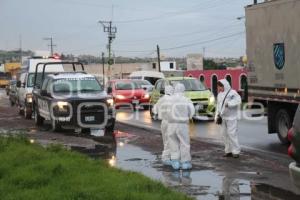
[187,54,203,70]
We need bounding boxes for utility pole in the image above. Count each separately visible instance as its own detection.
[157,45,161,72]
[43,37,56,56]
[19,35,22,63]
[98,21,117,80]
[101,52,105,87]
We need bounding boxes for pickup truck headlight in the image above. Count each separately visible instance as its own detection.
[57,101,68,111]
[107,98,114,107]
[209,96,215,105]
[26,94,32,103]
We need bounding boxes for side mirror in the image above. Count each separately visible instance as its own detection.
[22,82,26,88]
[40,90,48,96]
[107,87,112,94]
[16,81,21,88]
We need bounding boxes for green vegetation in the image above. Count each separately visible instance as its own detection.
[0,137,191,200]
[0,50,33,63]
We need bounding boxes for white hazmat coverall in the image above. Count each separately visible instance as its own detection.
[167,83,195,169]
[215,79,241,155]
[152,85,174,163]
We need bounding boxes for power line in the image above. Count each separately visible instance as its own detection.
[114,0,230,24]
[115,21,243,45]
[161,31,245,51]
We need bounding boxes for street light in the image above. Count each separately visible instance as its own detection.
[237,16,245,20]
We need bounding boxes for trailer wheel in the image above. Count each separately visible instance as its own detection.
[275,109,291,145]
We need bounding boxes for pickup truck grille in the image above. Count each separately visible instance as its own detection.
[72,100,107,126]
[80,105,105,125]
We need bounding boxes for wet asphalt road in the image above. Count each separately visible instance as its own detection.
[116,123,300,199]
[1,89,300,199]
[116,108,287,155]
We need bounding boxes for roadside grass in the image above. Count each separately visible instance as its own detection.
[0,136,191,200]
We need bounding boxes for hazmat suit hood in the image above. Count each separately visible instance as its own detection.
[165,85,174,96]
[174,83,185,95]
[218,79,231,92]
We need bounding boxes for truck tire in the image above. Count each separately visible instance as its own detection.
[34,108,44,126]
[18,104,24,115]
[10,99,15,106]
[24,104,32,119]
[51,118,62,132]
[275,109,291,145]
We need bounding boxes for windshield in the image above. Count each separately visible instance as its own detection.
[27,73,49,88]
[52,78,102,93]
[133,80,152,87]
[170,79,206,91]
[130,76,142,80]
[115,81,141,90]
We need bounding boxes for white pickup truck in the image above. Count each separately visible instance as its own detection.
[17,57,64,119]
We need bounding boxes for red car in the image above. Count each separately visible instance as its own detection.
[107,79,150,110]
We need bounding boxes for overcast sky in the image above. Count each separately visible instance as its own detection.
[0,0,254,58]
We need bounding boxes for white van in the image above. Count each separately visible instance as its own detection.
[129,71,164,85]
[17,58,64,119]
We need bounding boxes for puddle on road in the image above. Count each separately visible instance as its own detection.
[115,144,251,199]
[113,142,300,200]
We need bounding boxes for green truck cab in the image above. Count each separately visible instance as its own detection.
[150,77,215,120]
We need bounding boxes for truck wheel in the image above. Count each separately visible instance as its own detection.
[10,100,15,106]
[18,105,24,115]
[51,118,62,132]
[275,109,291,145]
[24,105,32,119]
[34,109,44,126]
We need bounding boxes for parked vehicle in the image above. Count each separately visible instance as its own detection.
[150,77,215,120]
[132,79,154,93]
[16,57,64,119]
[129,71,164,85]
[107,79,150,110]
[32,62,115,137]
[0,72,11,88]
[6,80,16,96]
[288,105,300,189]
[8,81,18,106]
[245,0,300,144]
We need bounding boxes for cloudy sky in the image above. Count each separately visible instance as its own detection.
[0,0,254,58]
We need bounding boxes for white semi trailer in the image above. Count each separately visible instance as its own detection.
[245,0,300,144]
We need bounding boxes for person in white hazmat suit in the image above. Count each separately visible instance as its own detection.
[152,85,174,165]
[215,79,241,158]
[167,83,195,170]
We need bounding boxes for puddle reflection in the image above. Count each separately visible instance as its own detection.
[114,142,300,200]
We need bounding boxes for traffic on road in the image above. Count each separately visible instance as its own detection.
[1,0,300,199]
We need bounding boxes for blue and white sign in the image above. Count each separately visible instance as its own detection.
[273,43,285,70]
